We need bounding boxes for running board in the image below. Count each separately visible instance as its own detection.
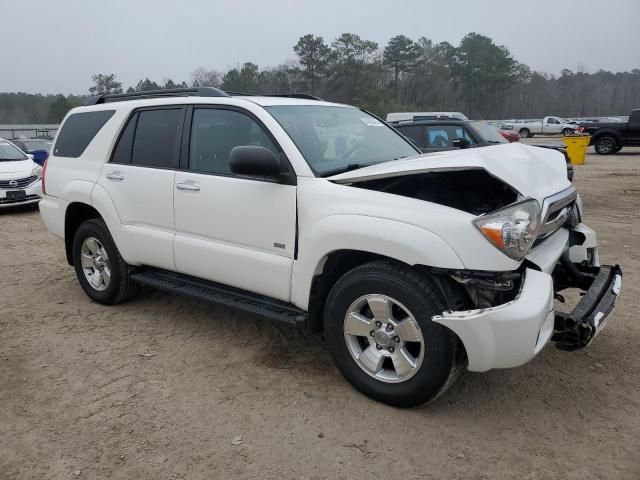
[130,268,307,328]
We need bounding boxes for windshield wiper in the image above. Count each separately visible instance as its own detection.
[320,163,370,177]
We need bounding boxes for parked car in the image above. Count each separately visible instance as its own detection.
[39,87,621,407]
[578,109,640,154]
[10,138,52,165]
[0,138,43,208]
[393,119,573,181]
[503,116,579,137]
[499,129,520,143]
[387,111,468,123]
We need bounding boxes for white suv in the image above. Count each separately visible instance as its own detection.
[39,88,622,407]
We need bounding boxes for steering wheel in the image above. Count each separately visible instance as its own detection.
[344,144,369,159]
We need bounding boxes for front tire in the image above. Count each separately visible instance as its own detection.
[72,219,139,305]
[594,136,618,155]
[323,261,460,407]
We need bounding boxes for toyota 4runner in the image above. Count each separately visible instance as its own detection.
[39,88,622,407]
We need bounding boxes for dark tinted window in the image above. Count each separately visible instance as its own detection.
[111,113,138,164]
[53,110,115,157]
[132,109,182,168]
[397,125,424,147]
[426,126,475,147]
[189,108,278,175]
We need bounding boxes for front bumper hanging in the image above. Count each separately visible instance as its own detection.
[553,264,622,351]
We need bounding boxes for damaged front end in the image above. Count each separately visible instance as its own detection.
[552,254,622,351]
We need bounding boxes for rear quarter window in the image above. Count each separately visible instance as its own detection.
[53,110,115,158]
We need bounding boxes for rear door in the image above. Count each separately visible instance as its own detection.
[97,106,185,271]
[173,105,297,301]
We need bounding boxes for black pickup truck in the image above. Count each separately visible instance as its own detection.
[579,109,640,154]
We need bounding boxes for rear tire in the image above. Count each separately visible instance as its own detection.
[594,136,618,155]
[323,260,460,407]
[72,219,139,305]
[519,128,531,138]
[562,128,574,136]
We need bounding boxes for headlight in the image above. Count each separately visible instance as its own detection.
[473,199,541,260]
[31,165,42,178]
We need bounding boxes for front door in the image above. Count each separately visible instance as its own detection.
[173,106,297,301]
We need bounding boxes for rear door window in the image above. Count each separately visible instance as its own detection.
[131,108,183,168]
[53,110,115,157]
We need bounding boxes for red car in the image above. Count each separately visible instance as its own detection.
[499,129,520,142]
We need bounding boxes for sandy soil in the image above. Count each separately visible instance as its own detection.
[1,146,639,479]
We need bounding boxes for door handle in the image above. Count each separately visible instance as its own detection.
[106,172,125,181]
[176,182,200,192]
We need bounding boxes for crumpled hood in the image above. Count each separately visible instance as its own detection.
[0,159,37,179]
[329,143,571,204]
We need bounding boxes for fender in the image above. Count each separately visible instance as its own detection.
[90,183,139,265]
[290,214,465,310]
[60,179,94,204]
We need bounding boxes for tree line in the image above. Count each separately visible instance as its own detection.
[2,32,639,125]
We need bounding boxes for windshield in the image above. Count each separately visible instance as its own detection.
[23,140,52,152]
[0,142,28,161]
[469,121,508,144]
[265,105,419,176]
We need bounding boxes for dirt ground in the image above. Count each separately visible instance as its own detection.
[1,145,639,480]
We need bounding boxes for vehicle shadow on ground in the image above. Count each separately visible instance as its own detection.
[123,286,619,417]
[0,204,40,215]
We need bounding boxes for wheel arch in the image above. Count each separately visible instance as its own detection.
[64,202,102,265]
[591,129,623,145]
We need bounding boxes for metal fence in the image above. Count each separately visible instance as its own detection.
[0,125,59,140]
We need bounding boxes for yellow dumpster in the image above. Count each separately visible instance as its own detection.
[562,134,591,165]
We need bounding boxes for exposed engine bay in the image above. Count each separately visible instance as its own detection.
[351,169,520,215]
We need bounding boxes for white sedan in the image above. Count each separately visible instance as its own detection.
[0,139,43,208]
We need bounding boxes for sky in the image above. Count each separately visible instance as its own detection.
[3,0,639,95]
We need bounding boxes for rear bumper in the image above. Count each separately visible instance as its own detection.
[38,195,68,239]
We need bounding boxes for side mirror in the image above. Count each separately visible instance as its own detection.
[26,153,34,160]
[229,146,282,179]
[451,137,470,149]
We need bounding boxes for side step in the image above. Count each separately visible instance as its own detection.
[130,268,307,328]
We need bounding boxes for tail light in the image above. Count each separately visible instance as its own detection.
[577,127,584,133]
[41,157,48,195]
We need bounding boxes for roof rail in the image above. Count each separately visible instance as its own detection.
[226,91,323,101]
[84,87,229,106]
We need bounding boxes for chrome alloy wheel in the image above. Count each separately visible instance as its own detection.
[80,237,111,291]
[343,294,425,383]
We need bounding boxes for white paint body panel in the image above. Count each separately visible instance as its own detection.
[173,172,296,301]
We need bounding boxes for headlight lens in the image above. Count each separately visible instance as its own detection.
[31,165,43,178]
[473,199,541,260]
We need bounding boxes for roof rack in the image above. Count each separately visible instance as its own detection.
[226,91,323,101]
[84,87,229,106]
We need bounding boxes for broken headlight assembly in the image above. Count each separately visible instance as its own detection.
[473,198,541,260]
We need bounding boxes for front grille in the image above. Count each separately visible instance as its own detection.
[0,175,39,189]
[0,194,40,205]
[537,186,578,240]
